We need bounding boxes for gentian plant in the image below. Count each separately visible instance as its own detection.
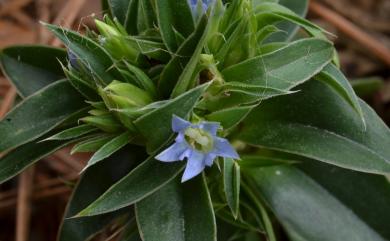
[1,0,389,240]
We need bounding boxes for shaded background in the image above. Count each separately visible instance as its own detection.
[0,0,389,240]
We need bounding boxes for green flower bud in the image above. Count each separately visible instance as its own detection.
[95,19,141,64]
[97,80,154,131]
[95,19,121,37]
[101,80,153,108]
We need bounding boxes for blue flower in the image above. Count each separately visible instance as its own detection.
[188,0,213,15]
[156,115,239,182]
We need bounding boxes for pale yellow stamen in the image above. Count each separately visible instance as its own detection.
[184,127,214,152]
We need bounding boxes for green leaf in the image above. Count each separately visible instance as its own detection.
[46,124,97,141]
[0,46,67,97]
[247,165,388,241]
[171,3,223,98]
[58,146,147,241]
[125,36,171,62]
[239,80,390,175]
[255,3,326,39]
[76,156,184,217]
[222,38,333,90]
[159,16,208,98]
[265,0,308,42]
[71,134,114,154]
[299,161,390,240]
[0,139,75,184]
[123,62,157,98]
[315,64,365,127]
[83,132,132,171]
[223,158,240,219]
[109,0,131,24]
[64,67,100,101]
[200,83,292,111]
[135,84,208,152]
[205,105,254,130]
[136,175,217,241]
[156,0,194,52]
[124,0,139,35]
[0,80,86,152]
[43,23,123,85]
[137,0,157,33]
[239,151,301,168]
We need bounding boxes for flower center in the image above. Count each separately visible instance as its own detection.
[184,127,214,153]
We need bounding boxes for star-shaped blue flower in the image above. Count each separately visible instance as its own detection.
[156,115,239,182]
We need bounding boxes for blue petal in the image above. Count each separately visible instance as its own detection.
[175,132,186,142]
[155,142,187,162]
[204,153,216,167]
[179,148,193,161]
[199,122,220,135]
[181,151,206,182]
[213,137,240,159]
[202,2,208,11]
[172,115,191,133]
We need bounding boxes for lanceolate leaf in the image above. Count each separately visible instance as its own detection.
[136,175,217,241]
[76,156,184,217]
[58,147,147,241]
[223,158,240,218]
[0,80,86,152]
[255,2,326,39]
[0,139,76,184]
[247,165,388,241]
[71,135,115,154]
[137,0,157,33]
[315,64,365,127]
[135,84,209,152]
[156,0,194,52]
[125,37,170,63]
[265,0,308,42]
[171,3,224,97]
[205,105,254,130]
[299,161,390,240]
[201,83,292,111]
[109,0,131,24]
[44,23,123,85]
[239,80,390,175]
[124,0,139,35]
[0,46,67,97]
[159,16,208,98]
[83,132,132,171]
[222,38,333,90]
[46,124,97,141]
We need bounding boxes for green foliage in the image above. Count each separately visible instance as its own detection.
[0,46,67,97]
[239,80,390,175]
[76,156,184,217]
[136,175,216,241]
[0,80,86,152]
[58,147,147,241]
[246,164,389,240]
[0,0,389,240]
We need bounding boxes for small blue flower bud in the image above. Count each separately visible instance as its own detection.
[67,50,80,69]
